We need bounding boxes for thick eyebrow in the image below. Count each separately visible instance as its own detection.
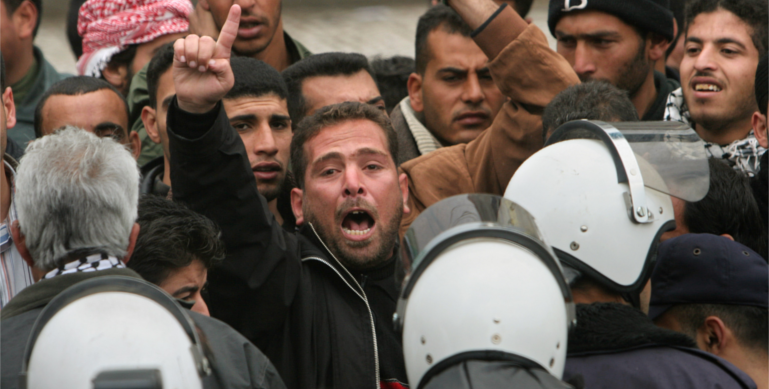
[172,285,199,297]
[270,114,291,122]
[229,114,257,122]
[555,30,622,40]
[313,148,389,167]
[356,147,389,159]
[437,67,468,75]
[161,95,175,109]
[714,38,748,50]
[366,96,384,105]
[313,151,344,166]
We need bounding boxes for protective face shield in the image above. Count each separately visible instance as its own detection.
[21,276,211,389]
[395,194,576,389]
[505,121,709,301]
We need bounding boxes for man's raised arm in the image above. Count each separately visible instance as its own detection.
[166,5,300,335]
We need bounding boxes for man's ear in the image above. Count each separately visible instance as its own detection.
[407,73,424,113]
[399,172,410,215]
[141,106,162,144]
[127,130,142,160]
[696,316,728,355]
[648,33,670,62]
[102,64,129,94]
[12,0,38,40]
[122,223,141,264]
[198,0,211,11]
[752,111,768,149]
[10,220,34,269]
[3,87,16,130]
[291,188,304,226]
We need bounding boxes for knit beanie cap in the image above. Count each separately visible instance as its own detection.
[756,54,768,116]
[548,0,675,42]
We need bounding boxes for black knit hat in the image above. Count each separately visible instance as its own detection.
[548,0,675,42]
[756,54,768,116]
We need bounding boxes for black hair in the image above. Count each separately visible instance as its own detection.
[667,0,686,58]
[282,52,376,123]
[106,45,138,90]
[146,42,176,109]
[415,5,473,75]
[227,57,288,102]
[34,76,130,138]
[756,54,768,116]
[2,0,42,37]
[510,0,534,18]
[685,0,768,57]
[66,0,87,58]
[666,304,768,354]
[684,158,768,259]
[291,102,398,189]
[542,81,639,142]
[128,196,225,286]
[370,56,415,114]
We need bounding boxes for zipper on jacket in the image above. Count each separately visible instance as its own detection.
[304,223,381,388]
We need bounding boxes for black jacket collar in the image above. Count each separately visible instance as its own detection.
[568,302,696,355]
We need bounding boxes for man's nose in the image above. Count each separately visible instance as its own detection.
[462,74,485,104]
[572,42,597,77]
[693,46,718,73]
[253,125,278,156]
[192,297,210,316]
[343,167,365,197]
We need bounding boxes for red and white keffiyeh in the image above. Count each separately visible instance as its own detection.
[77,0,192,77]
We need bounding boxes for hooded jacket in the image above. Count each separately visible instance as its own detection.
[563,303,756,389]
[167,100,407,389]
[0,268,285,389]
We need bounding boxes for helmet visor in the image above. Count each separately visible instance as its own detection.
[399,194,563,294]
[548,121,710,202]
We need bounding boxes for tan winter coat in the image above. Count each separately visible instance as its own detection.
[399,6,579,235]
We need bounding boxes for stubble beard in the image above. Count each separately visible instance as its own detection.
[579,39,650,100]
[304,197,403,271]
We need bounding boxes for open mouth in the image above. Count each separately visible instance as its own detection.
[341,209,376,238]
[693,83,722,92]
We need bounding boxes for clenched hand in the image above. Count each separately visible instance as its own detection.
[173,4,240,114]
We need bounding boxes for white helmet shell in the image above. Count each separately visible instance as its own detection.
[504,121,709,293]
[24,277,208,389]
[397,194,574,389]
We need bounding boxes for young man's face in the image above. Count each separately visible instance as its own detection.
[40,90,141,159]
[223,94,292,202]
[158,259,210,316]
[131,33,187,76]
[142,68,176,159]
[203,0,282,57]
[680,9,760,133]
[291,119,409,270]
[409,28,504,145]
[555,10,652,98]
[301,71,386,118]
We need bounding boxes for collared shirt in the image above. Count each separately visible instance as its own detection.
[0,160,34,309]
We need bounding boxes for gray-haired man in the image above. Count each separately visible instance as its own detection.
[0,127,285,389]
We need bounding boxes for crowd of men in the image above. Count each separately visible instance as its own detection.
[0,0,767,388]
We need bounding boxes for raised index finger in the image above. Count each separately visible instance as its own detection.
[214,4,241,59]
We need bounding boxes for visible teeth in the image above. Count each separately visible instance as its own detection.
[352,211,362,215]
[695,84,721,92]
[343,228,371,236]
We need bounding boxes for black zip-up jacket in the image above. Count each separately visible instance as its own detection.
[167,99,408,389]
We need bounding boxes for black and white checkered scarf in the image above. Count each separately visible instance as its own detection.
[43,252,125,280]
[664,87,766,177]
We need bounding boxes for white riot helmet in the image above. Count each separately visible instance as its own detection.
[21,276,212,389]
[395,194,576,389]
[504,121,710,306]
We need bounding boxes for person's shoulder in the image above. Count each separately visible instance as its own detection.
[189,312,286,389]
